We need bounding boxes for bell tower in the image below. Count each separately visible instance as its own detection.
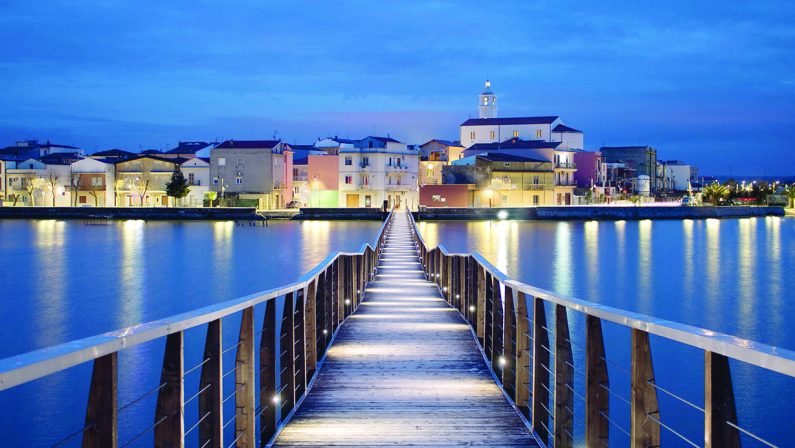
[478,79,497,119]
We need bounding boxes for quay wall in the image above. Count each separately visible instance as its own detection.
[0,206,263,221]
[414,206,785,221]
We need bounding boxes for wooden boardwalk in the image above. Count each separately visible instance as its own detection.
[273,211,538,447]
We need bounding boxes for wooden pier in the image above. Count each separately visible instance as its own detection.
[273,212,537,446]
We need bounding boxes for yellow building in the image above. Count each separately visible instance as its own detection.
[450,153,556,207]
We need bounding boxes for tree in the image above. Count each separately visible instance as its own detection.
[114,178,125,207]
[44,168,60,206]
[165,166,190,207]
[25,176,47,206]
[69,165,81,206]
[125,167,152,207]
[204,191,217,207]
[784,184,795,208]
[702,181,730,205]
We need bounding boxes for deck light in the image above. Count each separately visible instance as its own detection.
[357,289,361,294]
[497,210,509,220]
[469,305,476,312]
[323,329,328,335]
[455,294,460,299]
[498,356,506,367]
[272,394,280,403]
[443,287,448,292]
[345,299,351,305]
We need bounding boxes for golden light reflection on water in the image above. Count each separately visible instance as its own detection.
[584,221,599,293]
[682,220,694,313]
[637,220,652,312]
[212,221,234,299]
[120,220,145,325]
[738,218,757,335]
[300,220,332,271]
[705,219,721,320]
[765,216,782,313]
[34,220,66,349]
[554,222,573,296]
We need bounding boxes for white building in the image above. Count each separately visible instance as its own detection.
[181,157,210,206]
[70,157,115,206]
[657,160,694,192]
[338,137,419,210]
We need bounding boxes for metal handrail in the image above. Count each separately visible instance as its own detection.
[0,210,394,392]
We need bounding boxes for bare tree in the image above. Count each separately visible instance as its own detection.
[114,178,125,206]
[126,168,152,207]
[68,165,81,206]
[23,173,44,206]
[44,168,60,206]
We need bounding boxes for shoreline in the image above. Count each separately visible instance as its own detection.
[0,205,785,221]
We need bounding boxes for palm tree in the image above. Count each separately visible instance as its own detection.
[702,182,730,205]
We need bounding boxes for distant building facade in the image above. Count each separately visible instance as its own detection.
[209,140,292,209]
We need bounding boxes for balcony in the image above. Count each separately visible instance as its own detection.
[526,184,551,191]
[555,162,577,169]
[556,179,577,187]
[385,164,408,170]
[189,180,202,186]
[385,184,409,190]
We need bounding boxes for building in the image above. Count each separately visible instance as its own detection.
[573,150,607,189]
[460,138,577,205]
[307,154,339,207]
[163,141,215,159]
[419,184,475,208]
[69,157,115,206]
[89,149,136,161]
[338,137,419,209]
[442,153,556,207]
[419,139,464,162]
[478,80,497,119]
[181,157,210,206]
[657,160,694,193]
[291,145,327,207]
[209,140,292,209]
[600,146,658,193]
[114,155,181,207]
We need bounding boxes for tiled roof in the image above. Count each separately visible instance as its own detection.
[460,116,559,126]
[92,149,135,157]
[467,138,562,152]
[476,152,548,163]
[552,124,582,133]
[166,141,211,154]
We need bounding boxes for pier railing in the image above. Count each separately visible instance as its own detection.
[408,211,795,448]
[0,212,393,448]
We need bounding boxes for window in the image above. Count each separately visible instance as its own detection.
[501,195,508,202]
[470,131,475,140]
[188,173,195,182]
[213,177,219,185]
[513,130,519,138]
[292,168,298,177]
[91,177,103,186]
[432,195,442,202]
[235,177,242,185]
[533,195,540,205]
[365,195,371,207]
[362,156,369,167]
[368,141,373,148]
[536,129,543,139]
[490,130,496,139]
[533,176,539,185]
[79,196,87,204]
[482,97,488,105]
[218,158,226,166]
[344,176,352,184]
[237,157,244,165]
[504,163,511,168]
[344,157,352,166]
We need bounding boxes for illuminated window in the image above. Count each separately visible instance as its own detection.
[533,195,539,205]
[344,176,352,184]
[536,129,542,139]
[482,97,488,105]
[513,130,519,138]
[235,177,242,184]
[218,157,226,166]
[470,131,475,140]
[490,130,496,139]
[344,157,352,166]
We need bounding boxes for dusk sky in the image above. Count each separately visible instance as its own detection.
[1,1,793,176]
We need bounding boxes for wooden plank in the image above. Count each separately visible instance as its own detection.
[280,292,296,419]
[477,264,486,339]
[503,285,517,400]
[631,329,660,448]
[294,290,307,399]
[305,281,317,379]
[532,297,550,444]
[705,351,740,448]
[491,276,504,373]
[586,315,609,447]
[260,300,278,444]
[273,211,537,447]
[154,331,184,448]
[235,306,255,448]
[553,305,573,448]
[82,352,117,448]
[199,319,222,448]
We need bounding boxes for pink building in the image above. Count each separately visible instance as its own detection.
[307,154,339,207]
[419,184,474,208]
[573,150,606,188]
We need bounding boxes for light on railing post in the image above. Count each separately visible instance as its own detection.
[498,356,506,367]
[344,299,351,305]
[323,329,328,335]
[469,305,476,312]
[272,394,280,404]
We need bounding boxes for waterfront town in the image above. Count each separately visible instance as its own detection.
[2,81,785,211]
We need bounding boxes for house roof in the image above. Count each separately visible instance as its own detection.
[420,139,461,148]
[367,136,401,144]
[216,139,280,149]
[552,124,582,133]
[467,138,562,152]
[92,148,135,157]
[289,144,316,151]
[476,152,548,163]
[460,116,559,126]
[293,155,309,165]
[114,155,182,165]
[39,153,83,165]
[166,141,211,154]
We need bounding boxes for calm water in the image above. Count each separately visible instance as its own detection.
[0,219,380,447]
[418,217,795,446]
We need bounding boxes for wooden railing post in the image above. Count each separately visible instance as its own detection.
[260,301,277,445]
[515,291,531,418]
[154,331,184,448]
[280,292,296,419]
[476,265,486,339]
[199,319,222,448]
[631,329,660,448]
[82,352,118,448]
[705,351,740,448]
[532,297,550,443]
[336,257,345,324]
[503,286,517,399]
[491,276,504,373]
[484,272,494,361]
[554,305,573,448]
[294,290,307,399]
[235,307,255,448]
[305,281,318,379]
[586,315,609,447]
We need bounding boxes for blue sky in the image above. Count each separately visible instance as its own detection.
[0,1,793,175]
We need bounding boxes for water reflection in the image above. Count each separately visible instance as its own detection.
[737,218,757,336]
[765,217,782,337]
[554,222,573,296]
[300,220,332,271]
[33,220,66,348]
[705,219,721,325]
[584,221,599,296]
[120,220,145,326]
[212,221,234,300]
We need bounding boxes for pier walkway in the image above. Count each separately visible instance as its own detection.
[273,211,537,446]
